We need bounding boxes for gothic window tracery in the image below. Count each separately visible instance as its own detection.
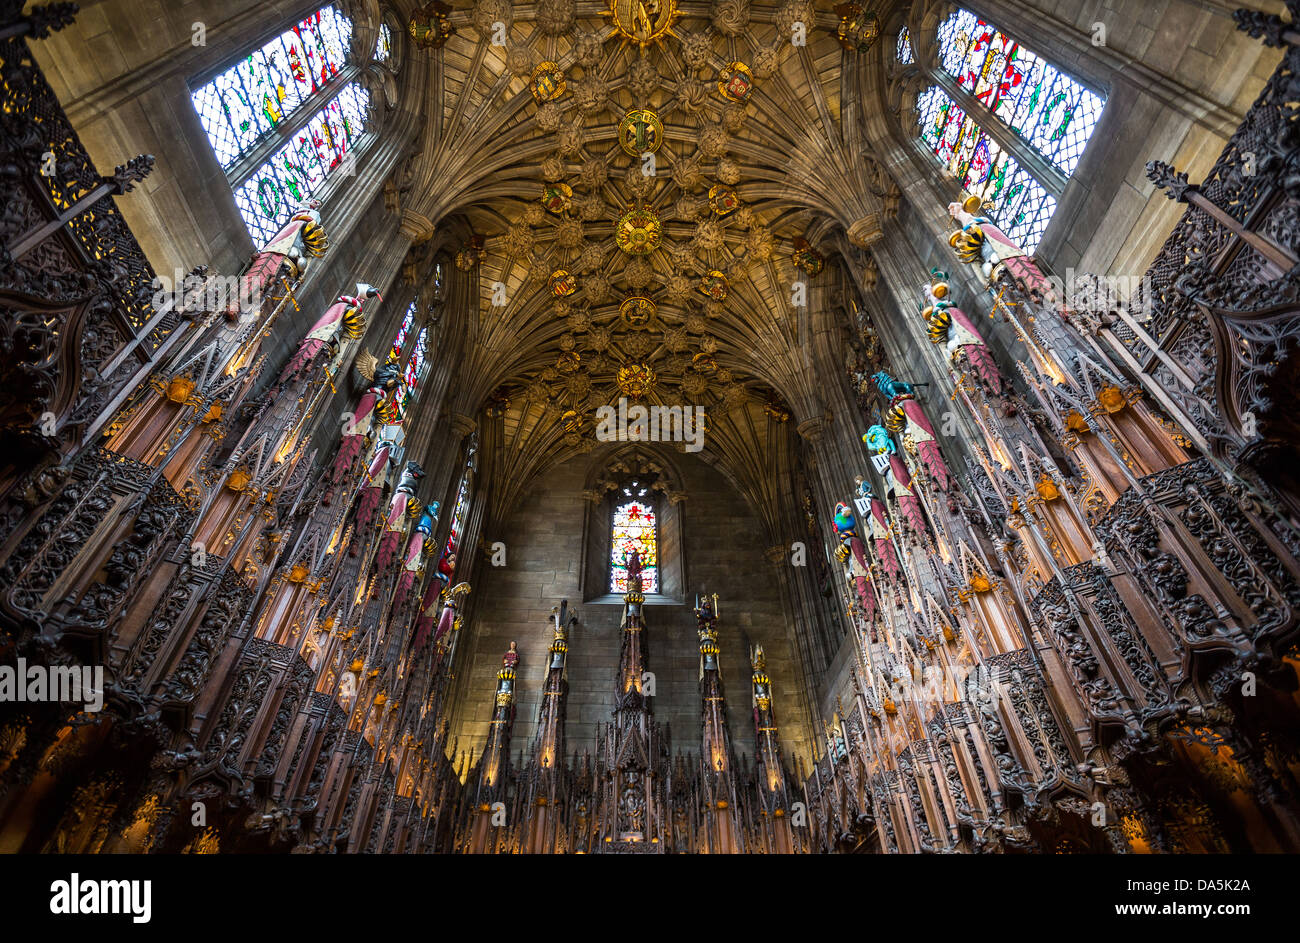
[189,4,380,244]
[914,9,1106,253]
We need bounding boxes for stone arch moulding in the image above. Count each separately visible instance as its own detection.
[579,444,688,606]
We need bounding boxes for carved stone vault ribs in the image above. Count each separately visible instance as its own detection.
[399,0,900,531]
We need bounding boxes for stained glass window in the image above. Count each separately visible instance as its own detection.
[230,82,370,244]
[440,474,470,581]
[917,85,1057,252]
[610,498,658,594]
[397,327,428,419]
[191,5,375,245]
[936,9,1104,176]
[391,298,417,361]
[384,299,427,422]
[897,27,913,64]
[375,23,393,62]
[191,6,353,170]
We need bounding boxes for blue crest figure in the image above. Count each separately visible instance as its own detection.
[872,371,915,401]
[416,502,440,536]
[862,424,896,456]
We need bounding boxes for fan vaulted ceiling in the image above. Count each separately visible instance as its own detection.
[394,0,897,529]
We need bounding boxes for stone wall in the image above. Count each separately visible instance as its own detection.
[451,449,815,766]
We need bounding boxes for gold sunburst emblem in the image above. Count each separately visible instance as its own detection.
[616,207,662,255]
[603,0,680,46]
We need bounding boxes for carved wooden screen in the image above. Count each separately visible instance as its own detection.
[1133,19,1300,516]
[0,7,167,494]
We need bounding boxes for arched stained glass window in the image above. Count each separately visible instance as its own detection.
[896,27,913,64]
[391,298,417,359]
[610,495,658,594]
[190,4,377,245]
[375,23,393,62]
[398,327,428,418]
[914,9,1104,254]
[936,10,1104,176]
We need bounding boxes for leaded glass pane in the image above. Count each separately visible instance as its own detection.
[936,8,1105,176]
[375,23,393,62]
[231,82,370,244]
[995,163,1057,254]
[191,5,353,171]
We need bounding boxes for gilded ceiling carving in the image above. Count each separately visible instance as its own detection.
[394,0,899,525]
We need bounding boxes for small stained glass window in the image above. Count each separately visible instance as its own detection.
[610,499,658,594]
[386,299,426,422]
[191,6,353,171]
[897,27,913,64]
[375,23,393,62]
[398,327,428,419]
[391,298,416,360]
